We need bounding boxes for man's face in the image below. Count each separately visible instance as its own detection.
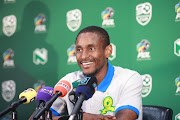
[76,32,107,76]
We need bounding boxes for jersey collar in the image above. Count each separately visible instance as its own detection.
[97,61,114,92]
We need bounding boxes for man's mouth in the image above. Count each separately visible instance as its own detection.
[81,62,93,68]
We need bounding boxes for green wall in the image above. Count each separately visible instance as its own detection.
[0,0,180,119]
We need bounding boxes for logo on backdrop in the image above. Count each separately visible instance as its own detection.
[34,14,46,33]
[33,48,48,65]
[66,9,82,32]
[33,80,45,92]
[3,48,15,68]
[175,113,180,120]
[141,74,152,97]
[67,44,77,64]
[136,40,151,60]
[136,2,152,26]
[174,39,180,56]
[4,0,16,4]
[175,2,180,22]
[3,15,17,37]
[109,43,116,61]
[101,7,115,28]
[175,76,180,95]
[2,80,16,102]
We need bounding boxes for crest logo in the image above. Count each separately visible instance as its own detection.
[109,43,116,61]
[136,40,151,60]
[175,2,180,22]
[67,9,82,32]
[174,39,180,56]
[175,76,180,95]
[67,44,77,64]
[34,14,46,33]
[33,48,48,65]
[141,74,152,97]
[136,2,152,26]
[100,96,115,114]
[101,7,115,28]
[3,15,17,37]
[3,48,15,68]
[4,0,16,4]
[2,80,16,102]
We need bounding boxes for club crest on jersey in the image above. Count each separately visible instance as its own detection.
[100,96,115,114]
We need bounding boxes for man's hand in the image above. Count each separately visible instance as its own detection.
[83,113,116,120]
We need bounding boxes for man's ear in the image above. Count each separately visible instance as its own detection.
[105,44,112,58]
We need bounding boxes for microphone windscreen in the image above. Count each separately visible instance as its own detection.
[54,80,71,97]
[36,86,54,104]
[19,88,37,104]
[75,75,97,100]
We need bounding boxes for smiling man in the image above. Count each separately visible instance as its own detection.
[50,26,143,120]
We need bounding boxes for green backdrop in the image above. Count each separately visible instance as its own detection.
[0,0,180,119]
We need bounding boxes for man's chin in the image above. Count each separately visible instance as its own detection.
[82,71,95,76]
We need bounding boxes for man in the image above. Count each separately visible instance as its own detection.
[51,26,142,120]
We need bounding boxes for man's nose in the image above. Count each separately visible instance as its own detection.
[81,49,88,59]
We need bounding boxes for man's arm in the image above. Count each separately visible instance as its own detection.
[115,109,137,120]
[82,113,116,120]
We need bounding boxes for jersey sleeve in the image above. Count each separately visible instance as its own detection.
[115,72,143,118]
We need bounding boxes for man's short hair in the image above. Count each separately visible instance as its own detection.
[76,26,110,48]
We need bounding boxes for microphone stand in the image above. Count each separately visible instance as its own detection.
[12,109,17,120]
[47,109,52,120]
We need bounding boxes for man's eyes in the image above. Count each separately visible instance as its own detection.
[90,47,95,51]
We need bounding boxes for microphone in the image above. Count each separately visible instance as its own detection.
[69,76,97,120]
[0,88,37,117]
[33,80,71,120]
[31,86,54,120]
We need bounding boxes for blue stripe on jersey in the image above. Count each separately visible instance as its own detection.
[115,105,139,118]
[50,108,60,116]
[97,61,114,92]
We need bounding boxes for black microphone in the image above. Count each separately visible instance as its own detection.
[0,88,37,117]
[33,80,71,120]
[69,75,97,120]
[31,86,54,120]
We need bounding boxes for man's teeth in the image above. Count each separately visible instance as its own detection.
[82,62,93,65]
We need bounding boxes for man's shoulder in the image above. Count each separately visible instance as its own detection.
[113,66,141,78]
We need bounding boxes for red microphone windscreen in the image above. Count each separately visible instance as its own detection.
[53,80,71,97]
